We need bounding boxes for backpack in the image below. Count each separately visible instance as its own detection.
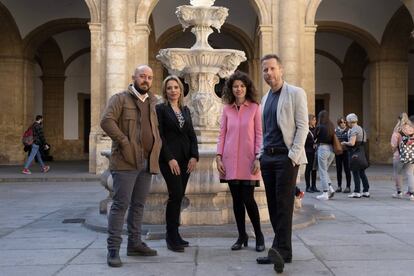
[399,132,414,164]
[22,125,34,146]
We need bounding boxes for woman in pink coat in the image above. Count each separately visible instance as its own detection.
[216,71,264,252]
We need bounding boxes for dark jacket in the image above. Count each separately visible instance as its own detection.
[305,127,316,153]
[100,86,162,173]
[33,122,46,146]
[156,103,199,164]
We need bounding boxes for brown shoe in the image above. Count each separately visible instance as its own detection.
[127,242,157,256]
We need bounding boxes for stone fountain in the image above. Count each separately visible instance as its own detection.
[141,0,269,225]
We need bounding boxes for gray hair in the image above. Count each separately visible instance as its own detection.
[346,113,358,123]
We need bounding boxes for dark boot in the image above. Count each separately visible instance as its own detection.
[166,231,185,252]
[107,249,122,267]
[177,231,189,247]
[127,242,157,256]
[311,185,320,193]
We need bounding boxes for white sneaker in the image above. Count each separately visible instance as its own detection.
[348,192,361,198]
[409,194,414,201]
[362,192,370,198]
[392,192,403,199]
[328,185,335,199]
[316,192,329,200]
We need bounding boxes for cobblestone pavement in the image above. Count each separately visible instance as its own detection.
[1,165,414,275]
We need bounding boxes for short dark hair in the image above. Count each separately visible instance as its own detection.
[35,115,43,121]
[221,71,259,105]
[409,115,414,123]
[260,54,282,65]
[337,116,346,125]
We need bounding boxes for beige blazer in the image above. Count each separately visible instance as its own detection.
[259,81,309,165]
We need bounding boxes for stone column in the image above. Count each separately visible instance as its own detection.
[0,57,33,164]
[41,75,66,159]
[106,0,128,99]
[302,25,317,114]
[131,23,151,71]
[256,24,273,95]
[88,23,106,173]
[278,0,300,85]
[369,61,408,163]
[342,76,364,124]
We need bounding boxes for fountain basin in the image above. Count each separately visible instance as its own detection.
[157,48,246,78]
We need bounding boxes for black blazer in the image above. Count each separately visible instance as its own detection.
[156,103,199,164]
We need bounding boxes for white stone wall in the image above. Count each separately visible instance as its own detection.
[315,54,343,123]
[64,53,91,140]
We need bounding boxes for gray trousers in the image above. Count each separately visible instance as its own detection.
[107,167,152,250]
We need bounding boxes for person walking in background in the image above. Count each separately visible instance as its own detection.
[391,114,404,198]
[156,75,199,252]
[255,54,308,274]
[101,65,161,267]
[315,110,336,200]
[216,71,265,252]
[342,113,370,199]
[22,115,50,175]
[304,114,319,193]
[335,117,351,193]
[392,113,414,200]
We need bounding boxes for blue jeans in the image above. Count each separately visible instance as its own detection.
[317,144,335,191]
[24,144,45,169]
[352,169,369,193]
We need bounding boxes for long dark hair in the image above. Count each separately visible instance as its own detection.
[221,71,259,104]
[317,110,335,138]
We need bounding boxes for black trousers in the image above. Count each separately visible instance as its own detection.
[305,151,316,188]
[335,151,351,188]
[228,182,262,237]
[260,153,298,260]
[159,161,190,234]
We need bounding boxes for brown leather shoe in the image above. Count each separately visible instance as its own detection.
[127,242,157,256]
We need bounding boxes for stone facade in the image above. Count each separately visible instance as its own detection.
[0,0,413,170]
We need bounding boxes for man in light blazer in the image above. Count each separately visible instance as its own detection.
[256,54,308,274]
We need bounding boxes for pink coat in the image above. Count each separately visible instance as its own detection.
[216,101,262,180]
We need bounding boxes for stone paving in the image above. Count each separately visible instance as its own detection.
[1,164,414,275]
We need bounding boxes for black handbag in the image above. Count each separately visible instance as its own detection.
[349,130,369,171]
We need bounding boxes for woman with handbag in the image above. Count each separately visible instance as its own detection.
[342,113,370,199]
[392,113,414,200]
[315,110,337,200]
[334,117,352,193]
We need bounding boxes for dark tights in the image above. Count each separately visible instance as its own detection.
[228,183,262,237]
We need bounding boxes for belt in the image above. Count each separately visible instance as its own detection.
[264,147,289,155]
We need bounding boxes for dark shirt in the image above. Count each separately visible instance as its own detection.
[263,88,287,150]
[305,127,316,153]
[315,124,333,145]
[136,99,154,159]
[335,127,349,142]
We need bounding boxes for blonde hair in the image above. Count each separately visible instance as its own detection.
[161,75,184,108]
[394,112,413,133]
